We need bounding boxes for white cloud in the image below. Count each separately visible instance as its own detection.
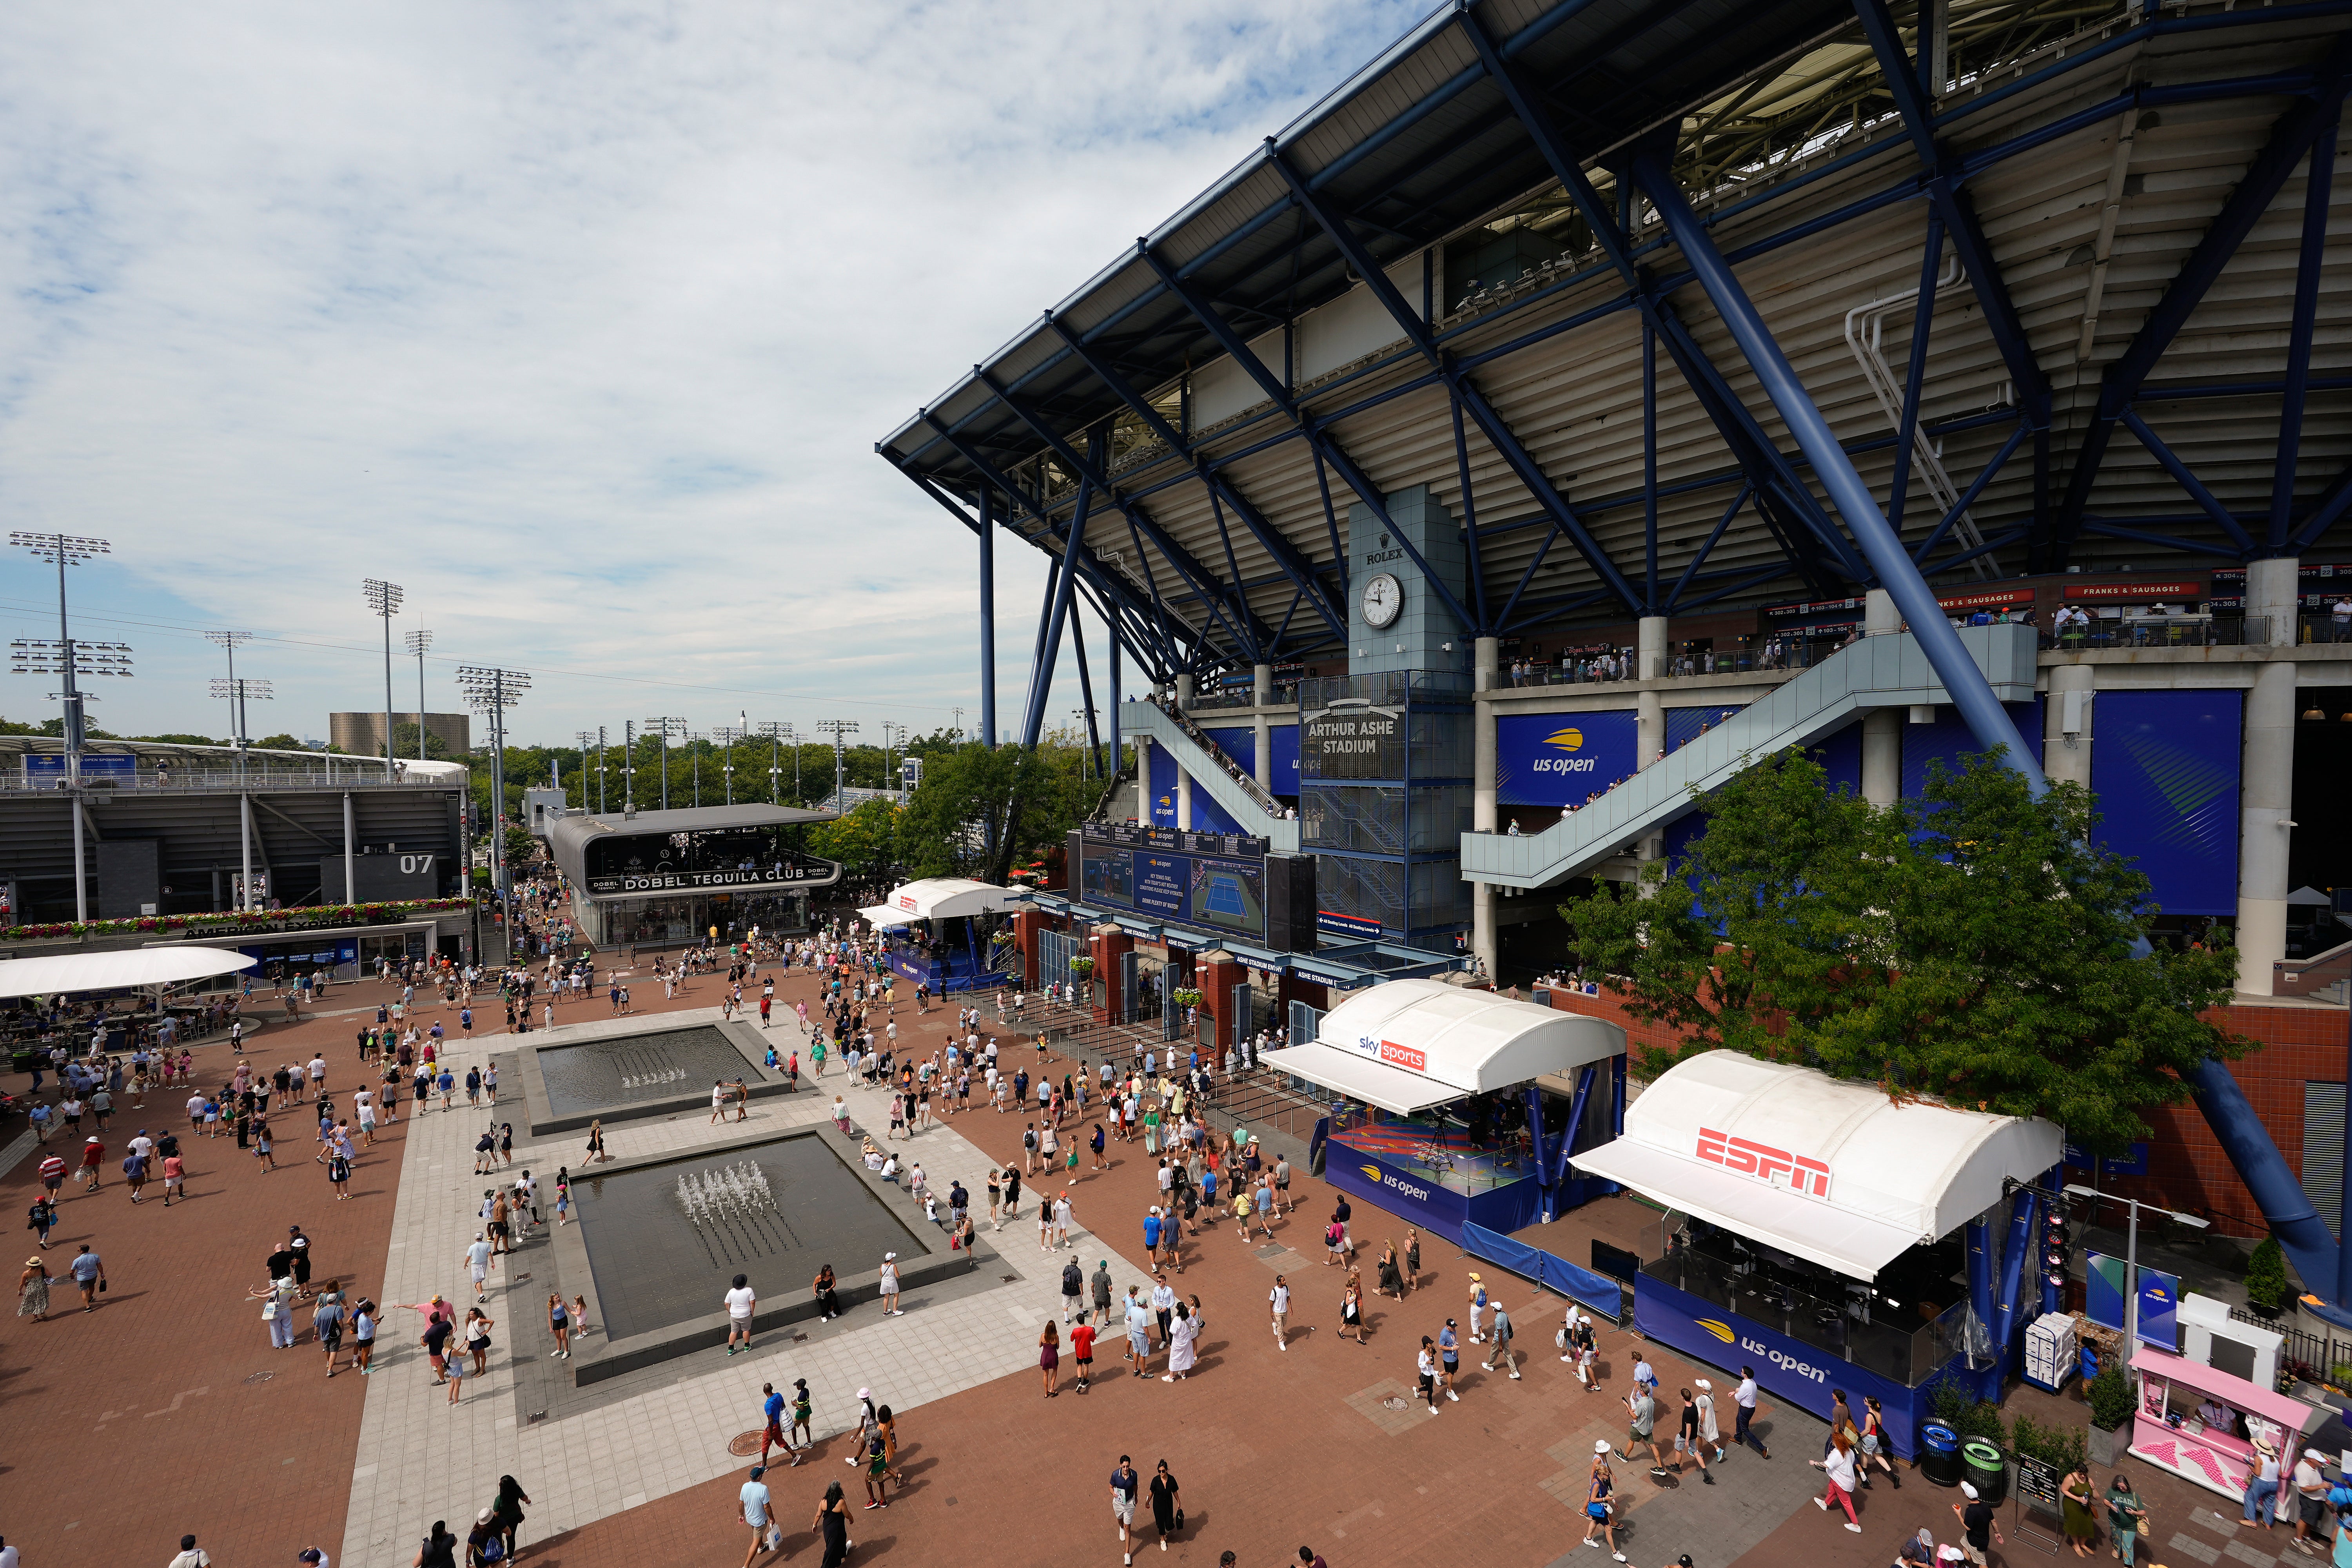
[0,0,1426,747]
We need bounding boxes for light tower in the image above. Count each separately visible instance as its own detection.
[713,724,745,806]
[643,716,685,812]
[405,628,434,764]
[362,579,403,780]
[756,721,795,806]
[457,666,531,904]
[816,719,860,808]
[11,531,126,922]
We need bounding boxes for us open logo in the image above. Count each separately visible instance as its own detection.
[1360,1164,1432,1203]
[1530,726,1599,774]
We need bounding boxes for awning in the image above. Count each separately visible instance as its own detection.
[1265,977,1626,1113]
[0,946,257,999]
[858,905,915,929]
[1569,1050,2065,1281]
[1568,1137,1926,1279]
[878,878,1019,922]
[1258,1041,1467,1115]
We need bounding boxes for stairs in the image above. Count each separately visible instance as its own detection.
[1117,699,1301,852]
[1462,624,2039,888]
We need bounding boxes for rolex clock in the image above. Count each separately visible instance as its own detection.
[1360,572,1403,629]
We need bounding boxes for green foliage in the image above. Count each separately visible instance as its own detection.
[809,797,904,886]
[2010,1411,2086,1474]
[254,733,311,751]
[893,742,1095,884]
[391,722,453,760]
[131,733,225,747]
[2245,1238,2293,1312]
[1555,748,2246,1152]
[501,825,536,869]
[1931,1379,2009,1443]
[2087,1363,2135,1430]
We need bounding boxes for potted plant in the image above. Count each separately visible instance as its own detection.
[2085,1363,2134,1466]
[2245,1238,2292,1319]
[1068,956,1095,975]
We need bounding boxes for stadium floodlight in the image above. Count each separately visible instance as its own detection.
[712,725,745,806]
[12,532,115,921]
[457,666,530,901]
[816,719,860,808]
[363,579,404,779]
[643,716,686,812]
[405,628,435,764]
[755,720,797,805]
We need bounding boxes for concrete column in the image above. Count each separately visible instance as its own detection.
[1176,765,1192,831]
[1174,673,1194,712]
[1472,636,1500,979]
[1252,661,1273,791]
[2043,664,2095,789]
[1636,616,1667,767]
[1132,735,1152,823]
[1861,589,1906,807]
[342,792,357,904]
[2238,557,2301,994]
[1864,587,1900,636]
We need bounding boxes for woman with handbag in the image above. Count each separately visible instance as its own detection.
[2107,1472,2147,1566]
[1148,1460,1183,1552]
[1858,1395,1901,1489]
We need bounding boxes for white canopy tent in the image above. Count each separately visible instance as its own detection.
[1568,1051,2064,1280]
[858,878,1018,931]
[1260,978,1626,1115]
[0,946,257,1000]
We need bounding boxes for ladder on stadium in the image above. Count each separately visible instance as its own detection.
[1461,624,2039,888]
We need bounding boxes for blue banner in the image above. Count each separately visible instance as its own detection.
[1327,1144,1470,1239]
[1634,1272,1935,1459]
[1901,700,2043,799]
[1460,1221,1623,1322]
[1495,710,1638,806]
[1667,706,1744,754]
[24,753,136,780]
[1148,749,1177,827]
[2062,1142,2149,1177]
[1270,725,1300,796]
[2090,690,2241,916]
[1199,725,1254,778]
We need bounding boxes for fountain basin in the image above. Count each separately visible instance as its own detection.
[516,1013,803,1136]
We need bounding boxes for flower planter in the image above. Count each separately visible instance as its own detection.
[2087,1423,2119,1468]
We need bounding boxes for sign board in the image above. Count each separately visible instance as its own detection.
[1301,704,1403,781]
[2084,1253,2183,1345]
[1082,819,1265,859]
[2016,1455,2063,1516]
[2062,1142,2149,1177]
[23,753,138,783]
[1077,839,1269,940]
[585,858,836,895]
[1494,710,1638,807]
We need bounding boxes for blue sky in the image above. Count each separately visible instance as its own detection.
[0,0,1428,751]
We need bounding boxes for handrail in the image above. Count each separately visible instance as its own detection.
[1148,697,1284,815]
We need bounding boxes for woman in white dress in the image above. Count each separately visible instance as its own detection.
[1162,1302,1200,1382]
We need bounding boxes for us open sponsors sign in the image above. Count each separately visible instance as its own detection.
[587,865,829,895]
[1303,705,1401,781]
[1327,1146,1469,1234]
[1634,1272,1926,1459]
[1494,711,1636,807]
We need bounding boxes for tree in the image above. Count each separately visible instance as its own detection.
[808,797,903,889]
[132,732,224,746]
[254,733,310,751]
[1555,747,2246,1153]
[391,721,452,760]
[893,742,1098,885]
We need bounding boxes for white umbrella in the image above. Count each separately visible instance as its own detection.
[0,946,256,1000]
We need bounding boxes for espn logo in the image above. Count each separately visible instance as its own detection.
[1696,1126,1831,1198]
[897,896,917,911]
[1378,1039,1426,1073]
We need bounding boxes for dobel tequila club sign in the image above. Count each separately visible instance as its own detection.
[588,864,827,895]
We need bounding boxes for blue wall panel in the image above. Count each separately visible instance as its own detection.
[1497,710,1639,806]
[1807,720,1864,798]
[1149,747,1177,827]
[2090,690,2241,917]
[1270,724,1300,796]
[1901,701,2043,800]
[1667,704,1745,754]
[1199,724,1254,777]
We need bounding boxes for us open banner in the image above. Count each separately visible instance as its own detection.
[1495,710,1637,806]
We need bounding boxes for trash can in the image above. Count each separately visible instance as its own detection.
[1919,1421,1963,1487]
[1962,1439,2008,1504]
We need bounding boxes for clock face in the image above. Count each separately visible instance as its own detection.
[1361,572,1403,630]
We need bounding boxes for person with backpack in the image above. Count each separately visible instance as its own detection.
[1062,1257,1085,1323]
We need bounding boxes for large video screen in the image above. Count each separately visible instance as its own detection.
[1076,840,1269,942]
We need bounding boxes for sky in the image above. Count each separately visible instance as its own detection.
[0,0,1429,755]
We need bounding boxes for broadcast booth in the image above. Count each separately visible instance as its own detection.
[857,878,1021,994]
[1570,1051,2064,1457]
[1261,978,1628,1242]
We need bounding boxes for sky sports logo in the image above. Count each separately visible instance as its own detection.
[1530,725,1599,774]
[1361,1164,1432,1203]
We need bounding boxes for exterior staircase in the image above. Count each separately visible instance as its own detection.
[1116,698,1301,852]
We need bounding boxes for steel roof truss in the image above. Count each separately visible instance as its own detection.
[2274,106,2339,552]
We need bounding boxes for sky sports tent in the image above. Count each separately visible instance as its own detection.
[1570,1050,2065,1459]
[857,878,1022,993]
[1263,978,1627,1242]
[0,945,256,1000]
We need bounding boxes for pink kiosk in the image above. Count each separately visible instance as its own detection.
[2127,1346,2327,1501]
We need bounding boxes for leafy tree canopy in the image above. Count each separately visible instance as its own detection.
[893,742,1100,885]
[1555,748,2245,1154]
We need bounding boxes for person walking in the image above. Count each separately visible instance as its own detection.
[1693,1379,1726,1463]
[1416,1336,1441,1414]
[811,1480,853,1568]
[1062,1256,1085,1323]
[1810,1431,1864,1532]
[1124,1285,1154,1377]
[1583,1444,1628,1561]
[490,1476,531,1563]
[1733,1365,1771,1457]
[739,1465,778,1564]
[1092,1257,1114,1324]
[878,1252,902,1316]
[1620,1379,1662,1468]
[1111,1456,1142,1565]
[67,1243,105,1312]
[1163,1302,1198,1382]
[1148,1460,1183,1554]
[1437,1319,1462,1402]
[1858,1394,1900,1489]
[1485,1299,1521,1379]
[1955,1480,2004,1566]
[1674,1387,1713,1482]
[1340,1275,1367,1344]
[17,1255,50,1322]
[1040,1319,1062,1397]
[2111,1471,2150,1566]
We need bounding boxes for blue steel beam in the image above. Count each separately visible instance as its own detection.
[2293,459,2352,551]
[2274,107,2340,550]
[1666,485,1749,612]
[1913,419,2029,565]
[1020,475,1088,748]
[1034,317,1348,642]
[2050,32,2352,561]
[1630,144,2046,792]
[1270,131,1660,617]
[921,411,1265,664]
[973,363,1331,644]
[2120,409,2258,552]
[1887,214,1946,534]
[1135,238,1481,638]
[1450,6,1856,594]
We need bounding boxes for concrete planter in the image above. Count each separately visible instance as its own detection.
[2088,1422,2120,1468]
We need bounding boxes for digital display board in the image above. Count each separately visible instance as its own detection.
[1074,827,1271,941]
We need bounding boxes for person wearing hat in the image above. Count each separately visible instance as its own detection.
[464,1508,501,1567]
[879,1252,902,1316]
[739,1464,777,1563]
[1466,1271,1489,1342]
[1955,1480,2003,1565]
[296,1549,329,1568]
[1693,1379,1724,1463]
[1583,1441,1626,1561]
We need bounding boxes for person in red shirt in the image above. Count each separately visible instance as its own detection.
[38,1152,66,1198]
[78,1136,106,1191]
[162,1152,186,1207]
[1071,1311,1098,1393]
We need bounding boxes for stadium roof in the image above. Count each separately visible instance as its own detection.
[880,0,2352,682]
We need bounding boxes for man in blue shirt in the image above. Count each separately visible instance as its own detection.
[1143,1208,1165,1275]
[1437,1319,1462,1402]
[760,1382,797,1467]
[69,1244,105,1312]
[1123,1287,1154,1377]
